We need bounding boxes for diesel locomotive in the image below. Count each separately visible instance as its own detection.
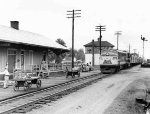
[99,49,140,73]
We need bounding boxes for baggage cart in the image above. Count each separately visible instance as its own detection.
[13,77,41,91]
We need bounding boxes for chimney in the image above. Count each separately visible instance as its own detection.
[10,21,19,30]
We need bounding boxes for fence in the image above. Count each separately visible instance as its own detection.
[15,61,82,75]
[62,61,82,71]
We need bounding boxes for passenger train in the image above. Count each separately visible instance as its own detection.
[99,49,141,73]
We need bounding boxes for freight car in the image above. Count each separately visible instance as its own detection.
[99,49,130,73]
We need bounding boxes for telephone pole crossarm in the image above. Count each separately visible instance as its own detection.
[95,25,106,55]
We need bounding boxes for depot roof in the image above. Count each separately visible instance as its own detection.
[84,41,114,47]
[0,25,68,50]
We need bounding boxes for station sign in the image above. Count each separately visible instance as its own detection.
[0,42,11,46]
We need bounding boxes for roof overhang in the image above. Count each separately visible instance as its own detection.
[0,39,69,54]
[0,25,69,52]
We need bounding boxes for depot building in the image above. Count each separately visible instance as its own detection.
[0,21,68,79]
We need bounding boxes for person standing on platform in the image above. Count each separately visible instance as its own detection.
[0,65,10,89]
[3,66,10,89]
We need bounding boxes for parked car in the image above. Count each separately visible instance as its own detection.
[80,63,94,72]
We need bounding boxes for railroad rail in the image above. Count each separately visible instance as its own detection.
[0,72,111,114]
[0,73,101,104]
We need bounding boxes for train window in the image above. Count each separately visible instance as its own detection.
[113,57,117,60]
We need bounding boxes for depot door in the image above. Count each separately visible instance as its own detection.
[8,50,16,73]
[21,51,24,70]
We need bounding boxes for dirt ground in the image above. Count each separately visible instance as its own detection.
[104,77,150,114]
[27,66,150,114]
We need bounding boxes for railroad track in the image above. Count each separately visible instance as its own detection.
[0,73,112,114]
[0,73,101,104]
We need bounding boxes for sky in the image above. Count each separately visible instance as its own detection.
[0,0,150,59]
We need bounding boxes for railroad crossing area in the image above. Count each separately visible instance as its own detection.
[0,70,100,101]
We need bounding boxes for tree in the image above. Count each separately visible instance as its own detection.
[67,48,85,62]
[56,38,67,47]
[47,50,56,62]
[67,48,77,57]
[49,37,85,63]
[49,38,67,63]
[76,49,85,62]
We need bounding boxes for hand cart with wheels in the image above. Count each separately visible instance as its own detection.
[66,67,80,78]
[66,70,80,78]
[13,77,41,91]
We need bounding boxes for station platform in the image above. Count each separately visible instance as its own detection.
[0,70,100,101]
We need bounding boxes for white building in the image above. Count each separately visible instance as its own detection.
[84,40,114,66]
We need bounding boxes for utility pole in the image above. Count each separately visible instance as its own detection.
[67,10,81,69]
[95,25,106,55]
[141,35,148,62]
[128,44,131,65]
[95,25,106,71]
[92,39,95,66]
[115,31,122,50]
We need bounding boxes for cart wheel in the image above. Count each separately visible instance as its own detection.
[36,79,41,88]
[13,81,19,91]
[24,81,29,91]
